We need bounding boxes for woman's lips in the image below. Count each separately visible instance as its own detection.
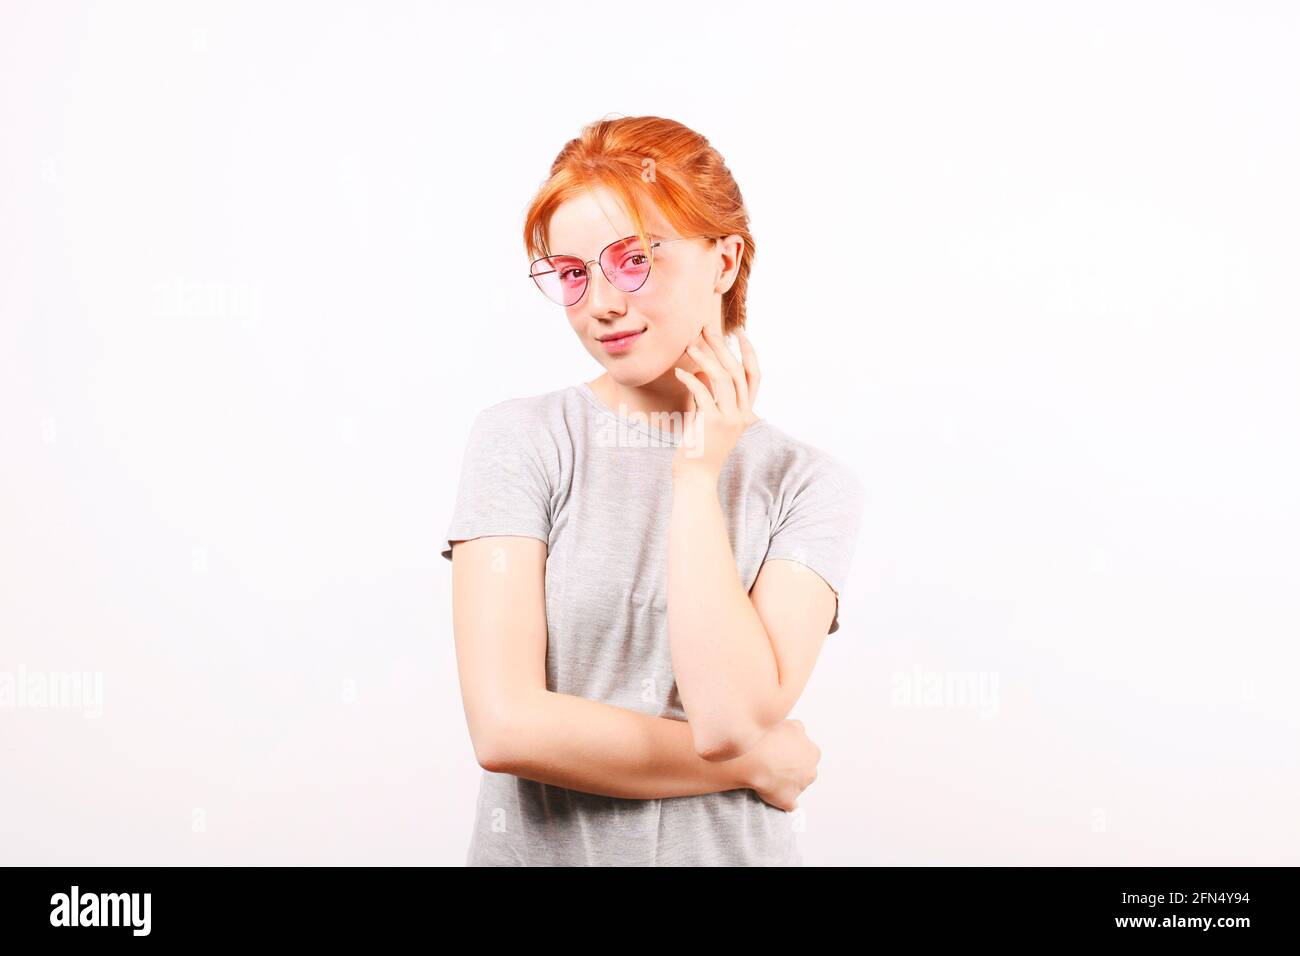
[600,329,645,354]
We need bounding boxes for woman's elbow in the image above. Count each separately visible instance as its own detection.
[693,718,767,762]
[473,731,511,773]
[467,705,519,773]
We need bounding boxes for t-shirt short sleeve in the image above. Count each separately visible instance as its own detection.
[440,403,553,561]
[762,455,866,635]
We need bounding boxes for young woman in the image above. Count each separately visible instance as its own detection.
[441,115,866,866]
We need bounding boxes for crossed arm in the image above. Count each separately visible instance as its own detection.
[667,472,837,761]
[450,535,750,798]
[449,530,834,796]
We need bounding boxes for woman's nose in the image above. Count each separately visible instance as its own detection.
[584,264,624,313]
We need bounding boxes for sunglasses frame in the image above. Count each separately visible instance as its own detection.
[528,234,718,306]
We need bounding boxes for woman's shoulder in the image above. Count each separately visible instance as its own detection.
[743,421,863,512]
[455,387,581,480]
[748,418,857,478]
[470,384,579,432]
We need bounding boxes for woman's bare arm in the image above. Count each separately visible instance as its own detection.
[449,534,756,799]
[667,329,838,762]
[667,475,836,761]
[488,686,752,798]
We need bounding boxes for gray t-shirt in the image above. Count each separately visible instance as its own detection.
[441,381,865,866]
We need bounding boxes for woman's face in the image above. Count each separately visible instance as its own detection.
[544,187,732,388]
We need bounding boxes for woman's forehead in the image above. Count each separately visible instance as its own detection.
[548,190,671,252]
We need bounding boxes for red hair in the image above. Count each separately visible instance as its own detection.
[523,115,755,334]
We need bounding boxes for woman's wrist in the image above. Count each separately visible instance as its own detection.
[671,468,719,496]
[718,747,761,792]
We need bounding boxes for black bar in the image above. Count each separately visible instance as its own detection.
[0,865,1290,943]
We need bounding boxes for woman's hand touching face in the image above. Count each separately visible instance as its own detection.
[671,326,761,486]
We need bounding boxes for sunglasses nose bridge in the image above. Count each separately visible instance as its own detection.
[533,240,647,306]
[573,253,623,301]
[580,255,625,308]
[583,254,617,283]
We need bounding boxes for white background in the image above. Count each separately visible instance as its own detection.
[2,0,1296,865]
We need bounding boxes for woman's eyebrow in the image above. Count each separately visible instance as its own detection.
[556,233,655,258]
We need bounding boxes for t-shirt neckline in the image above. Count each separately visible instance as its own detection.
[575,381,769,446]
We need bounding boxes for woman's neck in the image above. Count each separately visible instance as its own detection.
[587,371,697,422]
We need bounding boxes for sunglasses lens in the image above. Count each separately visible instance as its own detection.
[601,237,652,292]
[531,256,586,306]
[530,238,654,305]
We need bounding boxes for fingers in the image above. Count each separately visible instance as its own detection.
[702,325,749,412]
[735,328,761,408]
[673,365,715,413]
[685,332,737,414]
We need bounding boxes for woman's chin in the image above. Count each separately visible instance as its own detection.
[595,343,687,387]
[603,361,647,385]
